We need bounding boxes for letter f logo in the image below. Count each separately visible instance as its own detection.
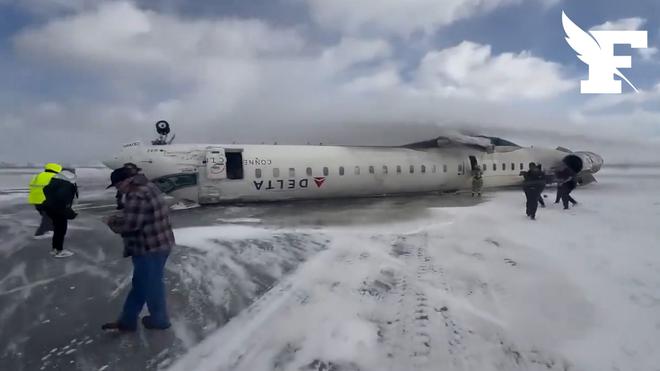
[562,11,647,94]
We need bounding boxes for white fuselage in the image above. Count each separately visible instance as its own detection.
[104,142,601,204]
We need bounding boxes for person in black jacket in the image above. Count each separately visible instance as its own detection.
[555,168,578,209]
[536,164,546,208]
[42,169,78,258]
[520,163,545,220]
[561,178,578,209]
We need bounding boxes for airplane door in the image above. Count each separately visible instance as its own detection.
[206,148,227,180]
[469,156,479,171]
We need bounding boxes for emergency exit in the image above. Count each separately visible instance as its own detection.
[206,148,226,180]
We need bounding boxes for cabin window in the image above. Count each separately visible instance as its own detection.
[355,166,361,175]
[255,169,262,178]
[421,165,426,173]
[397,165,402,174]
[482,164,487,172]
[511,163,515,171]
[432,165,437,173]
[520,163,524,170]
[339,166,345,176]
[443,164,447,173]
[273,168,280,178]
[501,163,506,171]
[306,167,312,176]
[153,173,198,194]
[383,165,388,174]
[323,167,329,176]
[493,163,497,171]
[369,166,375,174]
[410,165,415,174]
[458,164,463,173]
[289,168,295,178]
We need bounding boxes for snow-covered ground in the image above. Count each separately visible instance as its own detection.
[168,168,660,371]
[1,167,659,371]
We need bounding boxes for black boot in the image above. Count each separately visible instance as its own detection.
[142,316,171,330]
[101,322,136,332]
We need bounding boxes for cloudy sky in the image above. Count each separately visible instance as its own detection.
[1,0,659,164]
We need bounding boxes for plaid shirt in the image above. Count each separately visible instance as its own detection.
[120,175,175,257]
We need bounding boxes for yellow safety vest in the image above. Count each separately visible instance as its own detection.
[28,163,63,205]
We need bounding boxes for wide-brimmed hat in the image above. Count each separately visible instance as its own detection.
[106,167,135,189]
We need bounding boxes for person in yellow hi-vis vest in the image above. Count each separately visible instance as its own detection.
[28,163,62,238]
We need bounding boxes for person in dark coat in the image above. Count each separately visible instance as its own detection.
[536,164,546,208]
[554,169,567,204]
[562,178,578,209]
[42,169,78,258]
[28,163,63,238]
[521,162,544,220]
[555,169,578,209]
[471,166,484,197]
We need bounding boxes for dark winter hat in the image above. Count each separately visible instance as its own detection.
[107,167,135,189]
[123,162,141,172]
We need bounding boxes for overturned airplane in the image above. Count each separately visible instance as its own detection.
[104,121,603,204]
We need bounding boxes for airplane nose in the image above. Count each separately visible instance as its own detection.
[593,153,603,166]
[589,152,604,172]
[102,157,122,170]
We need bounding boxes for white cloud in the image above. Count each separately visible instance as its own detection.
[303,0,556,37]
[342,66,402,93]
[569,82,660,158]
[414,41,574,100]
[14,1,307,121]
[581,83,660,112]
[590,17,646,31]
[14,1,304,72]
[639,47,659,61]
[4,1,660,165]
[320,37,392,72]
[3,0,102,16]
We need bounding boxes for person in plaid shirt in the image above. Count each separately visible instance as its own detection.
[102,167,175,332]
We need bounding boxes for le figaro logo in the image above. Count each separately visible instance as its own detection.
[562,11,647,94]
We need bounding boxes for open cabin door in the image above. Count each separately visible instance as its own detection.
[469,155,479,171]
[458,156,479,176]
[206,148,227,180]
[224,148,244,180]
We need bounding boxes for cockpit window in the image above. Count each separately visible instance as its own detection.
[152,173,198,193]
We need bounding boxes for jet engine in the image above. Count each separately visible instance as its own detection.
[564,152,604,174]
[561,151,603,185]
[152,120,175,145]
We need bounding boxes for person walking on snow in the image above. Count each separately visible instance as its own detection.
[521,162,544,220]
[102,167,175,332]
[28,163,62,238]
[42,169,79,258]
[471,166,483,197]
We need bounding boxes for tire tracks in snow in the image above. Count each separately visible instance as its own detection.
[384,231,472,371]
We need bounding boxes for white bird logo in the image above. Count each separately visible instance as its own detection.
[562,11,639,92]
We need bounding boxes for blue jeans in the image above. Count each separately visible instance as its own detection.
[118,251,170,329]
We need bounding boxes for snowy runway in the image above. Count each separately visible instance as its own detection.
[1,167,660,371]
